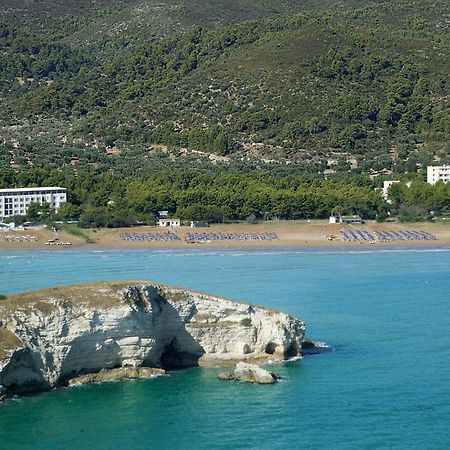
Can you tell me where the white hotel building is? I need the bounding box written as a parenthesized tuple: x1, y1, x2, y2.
(0, 187, 67, 218)
(427, 165, 450, 185)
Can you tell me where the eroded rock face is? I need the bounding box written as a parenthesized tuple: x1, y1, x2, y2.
(0, 282, 305, 397)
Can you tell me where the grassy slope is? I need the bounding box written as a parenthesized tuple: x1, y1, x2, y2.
(0, 281, 150, 316)
(0, 327, 22, 360)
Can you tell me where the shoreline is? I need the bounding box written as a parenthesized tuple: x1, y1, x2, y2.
(1, 243, 450, 253)
(1, 221, 449, 251)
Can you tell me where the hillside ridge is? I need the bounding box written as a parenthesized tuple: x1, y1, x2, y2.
(0, 0, 449, 174)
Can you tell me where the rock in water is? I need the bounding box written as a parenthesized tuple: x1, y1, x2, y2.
(0, 281, 305, 398)
(233, 362, 278, 384)
(68, 367, 165, 386)
(218, 363, 280, 384)
(301, 339, 331, 355)
(218, 372, 235, 381)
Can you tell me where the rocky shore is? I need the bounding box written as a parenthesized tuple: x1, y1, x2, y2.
(68, 367, 166, 386)
(0, 281, 305, 399)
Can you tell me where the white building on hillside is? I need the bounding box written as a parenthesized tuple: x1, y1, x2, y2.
(382, 180, 400, 201)
(0, 187, 67, 218)
(381, 180, 412, 203)
(427, 165, 450, 185)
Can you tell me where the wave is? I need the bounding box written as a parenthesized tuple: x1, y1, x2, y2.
(2, 246, 449, 260)
(287, 355, 303, 362)
(226, 247, 450, 256)
(308, 341, 329, 349)
(164, 247, 450, 257)
(265, 355, 303, 365)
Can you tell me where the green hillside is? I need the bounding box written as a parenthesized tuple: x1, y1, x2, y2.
(0, 0, 449, 176)
(0, 0, 327, 41)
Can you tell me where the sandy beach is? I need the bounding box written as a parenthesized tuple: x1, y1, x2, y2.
(1, 221, 450, 250)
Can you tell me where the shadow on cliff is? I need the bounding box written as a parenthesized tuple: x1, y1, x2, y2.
(57, 286, 206, 384)
(144, 286, 206, 370)
(0, 348, 51, 396)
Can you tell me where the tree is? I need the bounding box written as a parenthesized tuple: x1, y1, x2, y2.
(26, 201, 51, 222)
(56, 202, 80, 220)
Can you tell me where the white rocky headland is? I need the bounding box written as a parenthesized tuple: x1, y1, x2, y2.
(0, 281, 305, 398)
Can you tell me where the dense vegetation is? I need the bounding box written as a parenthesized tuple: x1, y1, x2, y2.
(0, 0, 448, 175)
(1, 166, 449, 227)
(0, 0, 449, 225)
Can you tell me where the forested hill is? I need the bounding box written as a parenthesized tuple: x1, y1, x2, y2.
(0, 0, 449, 176)
(0, 0, 381, 35)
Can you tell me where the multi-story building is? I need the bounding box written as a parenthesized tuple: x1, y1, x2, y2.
(427, 165, 450, 185)
(0, 187, 67, 218)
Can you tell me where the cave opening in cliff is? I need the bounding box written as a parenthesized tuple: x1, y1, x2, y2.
(160, 338, 202, 370)
(285, 342, 299, 358)
(265, 342, 277, 355)
(265, 341, 299, 357)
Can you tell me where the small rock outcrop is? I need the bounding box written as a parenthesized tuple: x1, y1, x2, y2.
(68, 367, 165, 386)
(218, 372, 236, 381)
(0, 281, 305, 398)
(218, 362, 280, 384)
(300, 339, 331, 355)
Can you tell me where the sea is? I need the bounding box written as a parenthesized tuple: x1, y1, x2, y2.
(0, 247, 449, 449)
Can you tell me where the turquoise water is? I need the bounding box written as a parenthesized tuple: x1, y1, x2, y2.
(0, 248, 450, 449)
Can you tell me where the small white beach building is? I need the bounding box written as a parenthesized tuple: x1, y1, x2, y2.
(329, 214, 362, 224)
(157, 218, 181, 227)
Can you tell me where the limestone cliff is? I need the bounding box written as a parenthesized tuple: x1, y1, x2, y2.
(0, 281, 305, 397)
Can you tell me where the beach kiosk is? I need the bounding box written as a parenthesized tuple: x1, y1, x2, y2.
(158, 218, 181, 227)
